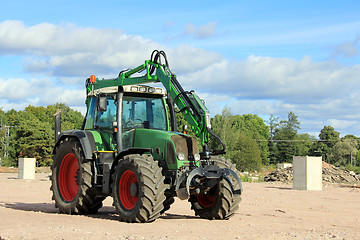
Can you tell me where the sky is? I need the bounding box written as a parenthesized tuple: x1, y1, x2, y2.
(1, 0, 360, 137)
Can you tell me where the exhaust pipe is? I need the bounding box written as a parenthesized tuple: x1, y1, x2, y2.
(54, 109, 61, 143)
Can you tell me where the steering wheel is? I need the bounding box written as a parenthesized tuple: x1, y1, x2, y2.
(124, 119, 143, 128)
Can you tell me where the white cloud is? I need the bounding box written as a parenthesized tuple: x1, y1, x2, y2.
(331, 37, 360, 59)
(0, 20, 161, 78)
(0, 21, 122, 55)
(167, 45, 223, 74)
(2, 20, 360, 136)
(0, 78, 32, 100)
(180, 54, 360, 136)
(184, 22, 217, 39)
(0, 77, 84, 109)
(182, 55, 360, 103)
(0, 20, 223, 80)
(0, 99, 30, 112)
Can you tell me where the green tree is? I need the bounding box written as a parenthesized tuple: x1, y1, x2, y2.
(231, 114, 269, 164)
(227, 133, 262, 172)
(273, 129, 296, 163)
(47, 103, 84, 131)
(296, 133, 316, 156)
(328, 139, 358, 167)
(1, 103, 84, 166)
(267, 114, 279, 164)
(342, 134, 358, 140)
(0, 108, 6, 161)
(308, 141, 326, 158)
(319, 126, 340, 163)
(319, 126, 339, 147)
(273, 112, 301, 163)
(279, 111, 300, 133)
(9, 111, 53, 166)
(340, 135, 359, 166)
(267, 114, 279, 140)
(210, 107, 268, 170)
(209, 107, 237, 152)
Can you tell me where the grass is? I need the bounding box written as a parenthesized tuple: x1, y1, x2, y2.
(239, 165, 277, 183)
(344, 164, 360, 175)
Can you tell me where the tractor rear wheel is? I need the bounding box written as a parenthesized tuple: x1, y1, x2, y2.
(111, 154, 166, 223)
(51, 137, 103, 214)
(189, 156, 242, 220)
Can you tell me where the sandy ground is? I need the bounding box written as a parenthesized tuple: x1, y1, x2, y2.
(0, 173, 359, 240)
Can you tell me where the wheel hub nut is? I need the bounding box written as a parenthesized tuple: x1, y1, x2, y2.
(129, 183, 138, 197)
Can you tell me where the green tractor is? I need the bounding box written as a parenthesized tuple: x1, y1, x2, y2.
(51, 50, 242, 222)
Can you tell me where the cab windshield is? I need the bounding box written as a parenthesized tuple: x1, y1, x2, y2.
(122, 95, 167, 131)
(84, 94, 167, 131)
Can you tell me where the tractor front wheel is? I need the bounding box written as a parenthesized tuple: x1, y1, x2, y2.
(189, 156, 242, 220)
(189, 179, 235, 220)
(111, 154, 166, 223)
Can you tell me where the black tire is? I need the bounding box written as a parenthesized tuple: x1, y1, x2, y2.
(161, 189, 175, 214)
(51, 137, 103, 214)
(189, 156, 242, 220)
(111, 154, 166, 223)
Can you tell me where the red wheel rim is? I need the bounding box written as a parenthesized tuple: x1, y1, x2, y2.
(58, 153, 79, 202)
(197, 194, 216, 208)
(119, 170, 138, 210)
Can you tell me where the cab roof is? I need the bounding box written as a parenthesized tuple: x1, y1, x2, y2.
(87, 85, 166, 97)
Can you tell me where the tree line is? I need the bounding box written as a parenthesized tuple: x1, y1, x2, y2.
(1, 104, 359, 172)
(0, 104, 83, 166)
(208, 108, 360, 172)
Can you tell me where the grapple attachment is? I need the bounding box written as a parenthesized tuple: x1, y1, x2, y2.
(175, 165, 243, 200)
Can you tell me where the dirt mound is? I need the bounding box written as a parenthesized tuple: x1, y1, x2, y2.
(322, 161, 334, 168)
(264, 162, 360, 184)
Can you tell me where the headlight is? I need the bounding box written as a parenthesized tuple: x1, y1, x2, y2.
(177, 153, 185, 161)
(194, 153, 200, 161)
(155, 88, 163, 94)
(130, 86, 138, 92)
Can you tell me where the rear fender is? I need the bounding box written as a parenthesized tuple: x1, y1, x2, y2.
(53, 130, 97, 160)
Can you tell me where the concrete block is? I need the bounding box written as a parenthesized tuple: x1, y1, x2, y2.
(293, 156, 322, 190)
(18, 158, 36, 179)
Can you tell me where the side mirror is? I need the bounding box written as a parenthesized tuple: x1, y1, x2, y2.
(97, 96, 107, 112)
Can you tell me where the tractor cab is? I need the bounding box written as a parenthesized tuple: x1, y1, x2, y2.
(83, 85, 168, 151)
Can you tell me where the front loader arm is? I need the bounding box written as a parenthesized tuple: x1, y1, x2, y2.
(87, 50, 225, 156)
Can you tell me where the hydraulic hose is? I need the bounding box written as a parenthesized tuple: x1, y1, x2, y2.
(149, 50, 169, 75)
(207, 127, 226, 155)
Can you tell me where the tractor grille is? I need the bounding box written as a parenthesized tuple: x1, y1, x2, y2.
(167, 142, 176, 164)
(170, 135, 198, 161)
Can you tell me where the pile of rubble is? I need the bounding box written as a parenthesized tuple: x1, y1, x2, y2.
(263, 167, 294, 182)
(322, 167, 359, 183)
(264, 162, 360, 184)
